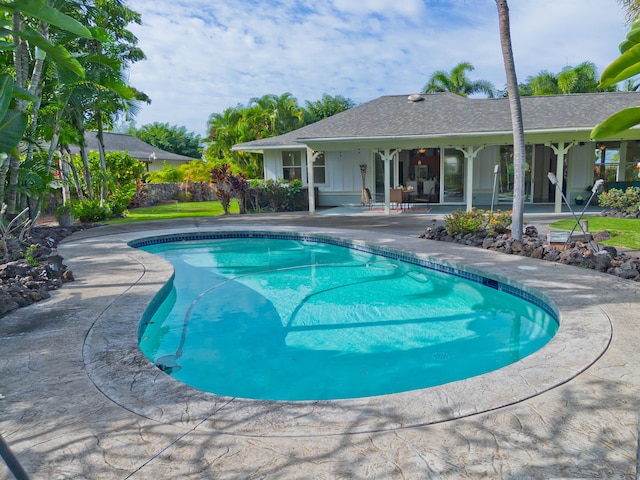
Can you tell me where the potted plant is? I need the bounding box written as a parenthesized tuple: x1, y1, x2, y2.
(574, 195, 585, 206)
(56, 202, 75, 227)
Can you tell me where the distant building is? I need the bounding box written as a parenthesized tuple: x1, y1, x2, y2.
(66, 132, 195, 171)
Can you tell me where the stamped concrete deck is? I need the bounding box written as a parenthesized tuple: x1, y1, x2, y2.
(1, 212, 639, 479)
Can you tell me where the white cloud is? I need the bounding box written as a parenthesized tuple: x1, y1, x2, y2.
(125, 0, 629, 136)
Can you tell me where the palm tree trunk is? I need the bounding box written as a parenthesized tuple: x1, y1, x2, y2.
(96, 115, 109, 203)
(62, 145, 85, 200)
(0, 154, 8, 205)
(495, 0, 525, 240)
(5, 154, 20, 212)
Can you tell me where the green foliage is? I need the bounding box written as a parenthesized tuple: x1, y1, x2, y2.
(485, 210, 513, 234)
(134, 122, 202, 158)
(204, 92, 355, 177)
(147, 162, 183, 183)
(101, 150, 146, 185)
(444, 208, 512, 235)
(0, 1, 90, 155)
(597, 187, 640, 213)
(246, 178, 305, 212)
(23, 243, 39, 267)
(108, 183, 136, 217)
(422, 62, 495, 97)
(178, 159, 216, 182)
(592, 19, 640, 139)
(444, 209, 486, 235)
(303, 94, 355, 124)
(519, 62, 613, 97)
(74, 198, 111, 222)
(72, 150, 144, 214)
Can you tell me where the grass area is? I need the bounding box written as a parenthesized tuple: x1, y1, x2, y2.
(106, 200, 239, 224)
(549, 216, 640, 249)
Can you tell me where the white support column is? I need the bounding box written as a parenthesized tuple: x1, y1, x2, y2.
(377, 149, 398, 215)
(455, 146, 485, 212)
(306, 147, 320, 215)
(546, 142, 576, 213)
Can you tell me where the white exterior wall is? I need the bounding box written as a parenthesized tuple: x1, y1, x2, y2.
(321, 150, 372, 206)
(567, 143, 594, 202)
(260, 141, 628, 207)
(472, 146, 499, 204)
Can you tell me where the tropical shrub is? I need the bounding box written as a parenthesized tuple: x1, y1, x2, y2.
(210, 164, 248, 214)
(444, 208, 512, 235)
(147, 163, 182, 183)
(74, 199, 111, 222)
(108, 183, 137, 217)
(485, 209, 513, 234)
(444, 209, 486, 235)
(246, 179, 304, 212)
(598, 187, 640, 214)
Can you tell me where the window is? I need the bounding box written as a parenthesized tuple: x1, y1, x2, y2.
(282, 151, 302, 181)
(594, 143, 620, 182)
(313, 154, 326, 184)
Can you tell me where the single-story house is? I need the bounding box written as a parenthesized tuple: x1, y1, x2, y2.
(67, 132, 195, 171)
(232, 92, 640, 214)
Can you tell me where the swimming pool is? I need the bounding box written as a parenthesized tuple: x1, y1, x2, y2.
(136, 233, 558, 401)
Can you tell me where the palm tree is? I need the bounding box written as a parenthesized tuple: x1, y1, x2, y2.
(303, 94, 355, 124)
(521, 71, 558, 96)
(1, 1, 90, 213)
(557, 61, 604, 94)
(422, 61, 495, 97)
(618, 0, 640, 22)
(495, 0, 525, 240)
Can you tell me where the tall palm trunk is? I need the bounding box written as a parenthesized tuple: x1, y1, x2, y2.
(495, 0, 525, 240)
(6, 13, 29, 212)
(7, 17, 48, 213)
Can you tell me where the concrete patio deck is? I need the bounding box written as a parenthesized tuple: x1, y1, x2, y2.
(1, 212, 639, 479)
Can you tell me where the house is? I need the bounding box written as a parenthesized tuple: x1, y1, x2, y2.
(66, 132, 196, 171)
(232, 92, 640, 214)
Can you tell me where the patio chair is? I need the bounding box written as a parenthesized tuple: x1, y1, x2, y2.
(390, 188, 403, 209)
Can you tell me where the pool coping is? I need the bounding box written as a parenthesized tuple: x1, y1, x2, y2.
(78, 225, 612, 437)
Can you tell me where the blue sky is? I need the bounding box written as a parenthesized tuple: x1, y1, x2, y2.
(125, 0, 631, 136)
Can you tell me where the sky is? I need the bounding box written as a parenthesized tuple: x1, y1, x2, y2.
(124, 0, 631, 137)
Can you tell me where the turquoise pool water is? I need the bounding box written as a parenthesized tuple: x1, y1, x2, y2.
(138, 236, 558, 401)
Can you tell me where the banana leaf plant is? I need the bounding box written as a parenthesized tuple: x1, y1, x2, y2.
(592, 19, 640, 139)
(0, 0, 91, 155)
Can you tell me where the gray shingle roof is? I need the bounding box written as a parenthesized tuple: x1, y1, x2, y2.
(67, 132, 195, 162)
(233, 92, 640, 150)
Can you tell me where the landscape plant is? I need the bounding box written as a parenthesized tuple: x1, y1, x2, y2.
(210, 164, 247, 215)
(596, 186, 640, 214)
(444, 208, 512, 236)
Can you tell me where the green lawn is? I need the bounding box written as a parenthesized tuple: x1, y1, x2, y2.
(549, 217, 640, 249)
(106, 200, 239, 224)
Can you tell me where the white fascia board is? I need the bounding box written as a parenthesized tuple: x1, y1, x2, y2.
(231, 143, 304, 152)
